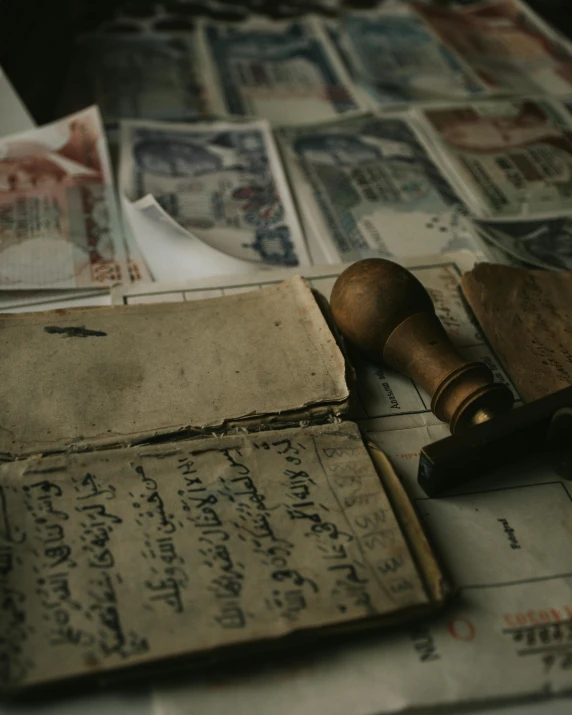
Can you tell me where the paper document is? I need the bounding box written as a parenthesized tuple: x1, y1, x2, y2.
(0, 421, 435, 689)
(156, 445, 572, 715)
(412, 96, 572, 269)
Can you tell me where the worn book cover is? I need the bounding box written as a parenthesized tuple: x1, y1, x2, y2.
(462, 263, 572, 402)
(0, 277, 450, 692)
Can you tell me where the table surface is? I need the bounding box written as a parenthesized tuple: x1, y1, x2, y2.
(1, 21, 572, 713)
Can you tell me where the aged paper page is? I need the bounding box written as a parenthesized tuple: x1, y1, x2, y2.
(462, 263, 572, 402)
(0, 277, 348, 457)
(0, 422, 430, 690)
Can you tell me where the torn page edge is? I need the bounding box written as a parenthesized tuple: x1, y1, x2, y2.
(0, 397, 351, 462)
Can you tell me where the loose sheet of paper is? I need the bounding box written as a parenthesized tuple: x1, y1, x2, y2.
(112, 253, 572, 714)
(462, 262, 572, 402)
(0, 421, 429, 689)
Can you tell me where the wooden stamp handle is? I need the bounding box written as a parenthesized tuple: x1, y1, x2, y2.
(330, 259, 514, 433)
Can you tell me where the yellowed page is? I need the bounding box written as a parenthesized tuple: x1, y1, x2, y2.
(0, 422, 430, 690)
(0, 277, 348, 457)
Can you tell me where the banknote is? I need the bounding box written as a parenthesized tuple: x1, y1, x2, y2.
(0, 106, 128, 289)
(322, 20, 406, 109)
(415, 0, 572, 96)
(78, 34, 206, 126)
(477, 216, 572, 269)
(196, 16, 366, 125)
(277, 113, 485, 263)
(416, 98, 572, 219)
(119, 118, 310, 267)
(325, 6, 487, 108)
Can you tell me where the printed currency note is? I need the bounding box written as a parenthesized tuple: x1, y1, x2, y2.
(325, 6, 486, 108)
(277, 113, 485, 263)
(78, 34, 206, 125)
(477, 216, 572, 269)
(417, 98, 572, 219)
(120, 118, 310, 267)
(196, 16, 366, 125)
(0, 106, 128, 289)
(415, 0, 572, 96)
(0, 66, 35, 138)
(103, 0, 344, 28)
(473, 227, 533, 268)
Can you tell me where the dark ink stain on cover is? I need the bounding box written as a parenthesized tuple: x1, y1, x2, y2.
(44, 326, 108, 338)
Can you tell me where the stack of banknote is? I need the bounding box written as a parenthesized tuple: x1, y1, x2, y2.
(3, 0, 572, 297)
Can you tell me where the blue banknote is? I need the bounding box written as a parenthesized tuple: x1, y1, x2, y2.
(80, 34, 205, 125)
(199, 18, 364, 124)
(324, 21, 405, 107)
(478, 216, 572, 270)
(331, 9, 486, 106)
(120, 119, 308, 266)
(278, 114, 482, 262)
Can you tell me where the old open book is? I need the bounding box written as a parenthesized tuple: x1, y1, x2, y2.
(0, 277, 450, 692)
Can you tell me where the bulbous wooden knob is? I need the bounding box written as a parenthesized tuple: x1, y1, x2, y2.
(330, 258, 514, 433)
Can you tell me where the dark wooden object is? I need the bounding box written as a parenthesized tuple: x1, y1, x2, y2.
(330, 259, 514, 434)
(330, 258, 572, 496)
